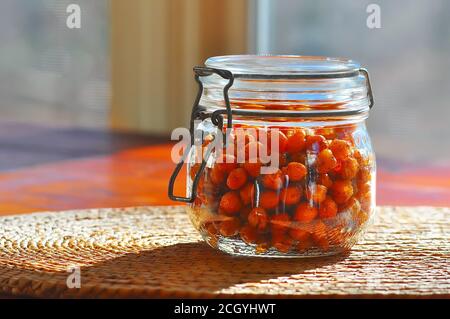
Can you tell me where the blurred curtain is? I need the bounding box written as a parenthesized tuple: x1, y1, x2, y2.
(110, 0, 248, 133)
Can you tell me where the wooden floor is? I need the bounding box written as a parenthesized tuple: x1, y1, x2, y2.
(0, 123, 448, 216)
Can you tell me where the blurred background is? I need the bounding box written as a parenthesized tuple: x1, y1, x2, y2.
(0, 0, 449, 164)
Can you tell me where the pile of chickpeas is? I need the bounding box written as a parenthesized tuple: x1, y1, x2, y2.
(189, 125, 374, 255)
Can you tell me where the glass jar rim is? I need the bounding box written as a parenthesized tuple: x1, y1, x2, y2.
(205, 55, 362, 79)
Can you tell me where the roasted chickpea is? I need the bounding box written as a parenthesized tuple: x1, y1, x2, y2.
(305, 134, 328, 151)
(280, 185, 303, 205)
(296, 236, 313, 252)
(215, 154, 239, 173)
(240, 225, 258, 244)
(318, 196, 338, 219)
(248, 208, 269, 231)
(318, 173, 333, 188)
(356, 181, 371, 197)
(315, 127, 337, 139)
(209, 166, 226, 185)
(358, 166, 372, 184)
(359, 192, 372, 212)
(289, 228, 310, 241)
(242, 161, 262, 178)
(267, 128, 288, 153)
(239, 206, 252, 221)
(336, 157, 359, 180)
(219, 217, 240, 237)
(239, 183, 254, 205)
(331, 180, 354, 204)
(306, 184, 327, 204)
(270, 213, 291, 233)
(286, 162, 307, 181)
(259, 191, 279, 210)
(339, 197, 361, 215)
(219, 191, 242, 215)
(272, 232, 294, 253)
(317, 149, 338, 173)
(261, 170, 284, 190)
(226, 167, 248, 190)
(294, 203, 318, 223)
(286, 129, 306, 154)
(329, 139, 351, 161)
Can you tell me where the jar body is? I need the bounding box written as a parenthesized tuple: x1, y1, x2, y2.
(186, 117, 376, 257)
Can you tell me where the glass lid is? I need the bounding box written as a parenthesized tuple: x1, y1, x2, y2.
(205, 55, 361, 78)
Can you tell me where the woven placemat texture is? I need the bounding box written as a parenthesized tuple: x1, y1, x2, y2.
(0, 206, 448, 298)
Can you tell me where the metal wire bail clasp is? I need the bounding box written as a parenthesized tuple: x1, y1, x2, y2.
(359, 68, 374, 109)
(167, 66, 234, 203)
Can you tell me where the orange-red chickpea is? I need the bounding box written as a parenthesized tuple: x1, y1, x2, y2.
(219, 217, 240, 237)
(306, 184, 328, 204)
(356, 181, 371, 197)
(270, 213, 291, 233)
(318, 173, 333, 188)
(280, 185, 302, 205)
(336, 157, 359, 180)
(272, 232, 294, 253)
(209, 166, 226, 185)
(226, 167, 248, 190)
(239, 206, 252, 221)
(353, 149, 372, 167)
(358, 166, 372, 184)
(215, 154, 239, 173)
(219, 191, 242, 215)
(329, 139, 351, 161)
(248, 207, 269, 231)
(242, 161, 262, 178)
(318, 196, 338, 219)
(240, 225, 258, 244)
(296, 236, 313, 252)
(279, 153, 288, 167)
(203, 222, 219, 237)
(289, 152, 307, 164)
(239, 183, 254, 205)
(331, 180, 354, 204)
(289, 228, 310, 241)
(339, 197, 361, 215)
(359, 192, 372, 212)
(286, 130, 306, 154)
(317, 149, 338, 173)
(305, 135, 328, 151)
(315, 127, 337, 139)
(261, 170, 284, 190)
(267, 128, 288, 153)
(259, 191, 279, 210)
(286, 162, 307, 182)
(294, 203, 318, 223)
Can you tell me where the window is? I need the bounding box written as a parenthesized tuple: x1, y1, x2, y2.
(253, 0, 450, 162)
(0, 0, 109, 128)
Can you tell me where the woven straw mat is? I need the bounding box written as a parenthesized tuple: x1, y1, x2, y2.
(0, 206, 448, 298)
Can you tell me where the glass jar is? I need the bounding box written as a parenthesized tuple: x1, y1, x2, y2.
(169, 55, 376, 257)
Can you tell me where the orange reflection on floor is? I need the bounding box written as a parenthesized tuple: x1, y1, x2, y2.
(0, 144, 448, 216)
